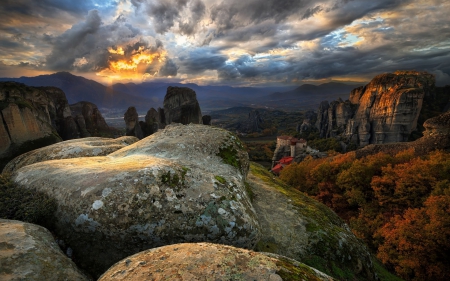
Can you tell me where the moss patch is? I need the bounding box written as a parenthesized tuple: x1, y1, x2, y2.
(373, 258, 404, 281)
(250, 162, 374, 281)
(244, 181, 254, 202)
(160, 168, 188, 189)
(0, 173, 57, 229)
(215, 175, 226, 184)
(218, 144, 241, 171)
(275, 257, 328, 281)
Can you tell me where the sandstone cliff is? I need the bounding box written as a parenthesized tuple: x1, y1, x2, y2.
(354, 111, 450, 159)
(0, 82, 114, 171)
(163, 86, 202, 125)
(70, 101, 111, 138)
(0, 82, 64, 170)
(127, 87, 203, 139)
(316, 71, 436, 147)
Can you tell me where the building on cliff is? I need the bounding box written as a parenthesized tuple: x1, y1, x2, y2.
(271, 135, 307, 172)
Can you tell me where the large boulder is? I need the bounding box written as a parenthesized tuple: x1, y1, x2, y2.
(0, 219, 88, 281)
(249, 163, 377, 280)
(98, 243, 335, 281)
(11, 124, 259, 277)
(3, 136, 139, 174)
(163, 86, 202, 125)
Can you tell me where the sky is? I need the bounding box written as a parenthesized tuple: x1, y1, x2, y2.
(0, 0, 450, 87)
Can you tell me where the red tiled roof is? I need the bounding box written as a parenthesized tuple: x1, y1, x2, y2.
(271, 164, 283, 174)
(279, 156, 294, 165)
(277, 135, 292, 140)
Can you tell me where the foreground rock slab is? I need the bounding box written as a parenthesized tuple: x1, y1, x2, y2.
(98, 243, 335, 281)
(11, 124, 259, 277)
(0, 219, 88, 281)
(3, 136, 139, 174)
(249, 163, 376, 280)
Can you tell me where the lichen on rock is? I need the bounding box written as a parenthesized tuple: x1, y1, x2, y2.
(10, 124, 260, 277)
(98, 243, 335, 281)
(248, 162, 377, 280)
(0, 219, 88, 281)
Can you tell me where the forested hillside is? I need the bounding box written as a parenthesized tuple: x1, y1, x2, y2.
(279, 149, 450, 281)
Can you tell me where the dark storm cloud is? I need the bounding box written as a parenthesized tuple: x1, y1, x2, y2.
(178, 48, 227, 74)
(158, 58, 178, 76)
(45, 10, 102, 70)
(143, 0, 206, 35)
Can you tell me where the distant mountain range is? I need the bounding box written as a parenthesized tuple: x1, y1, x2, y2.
(0, 72, 361, 112)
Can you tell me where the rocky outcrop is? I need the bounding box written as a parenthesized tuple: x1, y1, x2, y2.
(163, 86, 202, 125)
(202, 115, 212, 125)
(316, 101, 330, 138)
(0, 82, 115, 171)
(238, 110, 264, 133)
(3, 136, 138, 174)
(11, 124, 258, 277)
(249, 163, 376, 280)
(317, 71, 436, 146)
(0, 82, 65, 171)
(124, 106, 143, 139)
(0, 219, 88, 281)
(349, 86, 366, 105)
(354, 112, 450, 159)
(423, 111, 450, 136)
(70, 101, 111, 138)
(99, 243, 335, 281)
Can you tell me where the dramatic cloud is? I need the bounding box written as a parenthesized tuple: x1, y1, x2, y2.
(0, 0, 449, 86)
(43, 9, 176, 80)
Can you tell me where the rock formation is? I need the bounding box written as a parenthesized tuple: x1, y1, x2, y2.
(202, 115, 212, 125)
(316, 71, 436, 146)
(0, 82, 115, 171)
(354, 111, 450, 159)
(3, 136, 138, 173)
(70, 101, 111, 138)
(11, 124, 257, 277)
(163, 86, 202, 125)
(0, 219, 88, 281)
(123, 106, 143, 139)
(0, 82, 64, 171)
(98, 243, 335, 281)
(249, 163, 376, 280)
(237, 110, 264, 133)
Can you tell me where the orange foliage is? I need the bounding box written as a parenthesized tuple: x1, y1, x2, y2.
(279, 149, 450, 280)
(377, 195, 450, 281)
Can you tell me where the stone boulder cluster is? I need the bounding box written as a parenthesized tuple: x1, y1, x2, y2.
(1, 123, 377, 280)
(316, 71, 436, 147)
(124, 86, 208, 139)
(0, 82, 112, 171)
